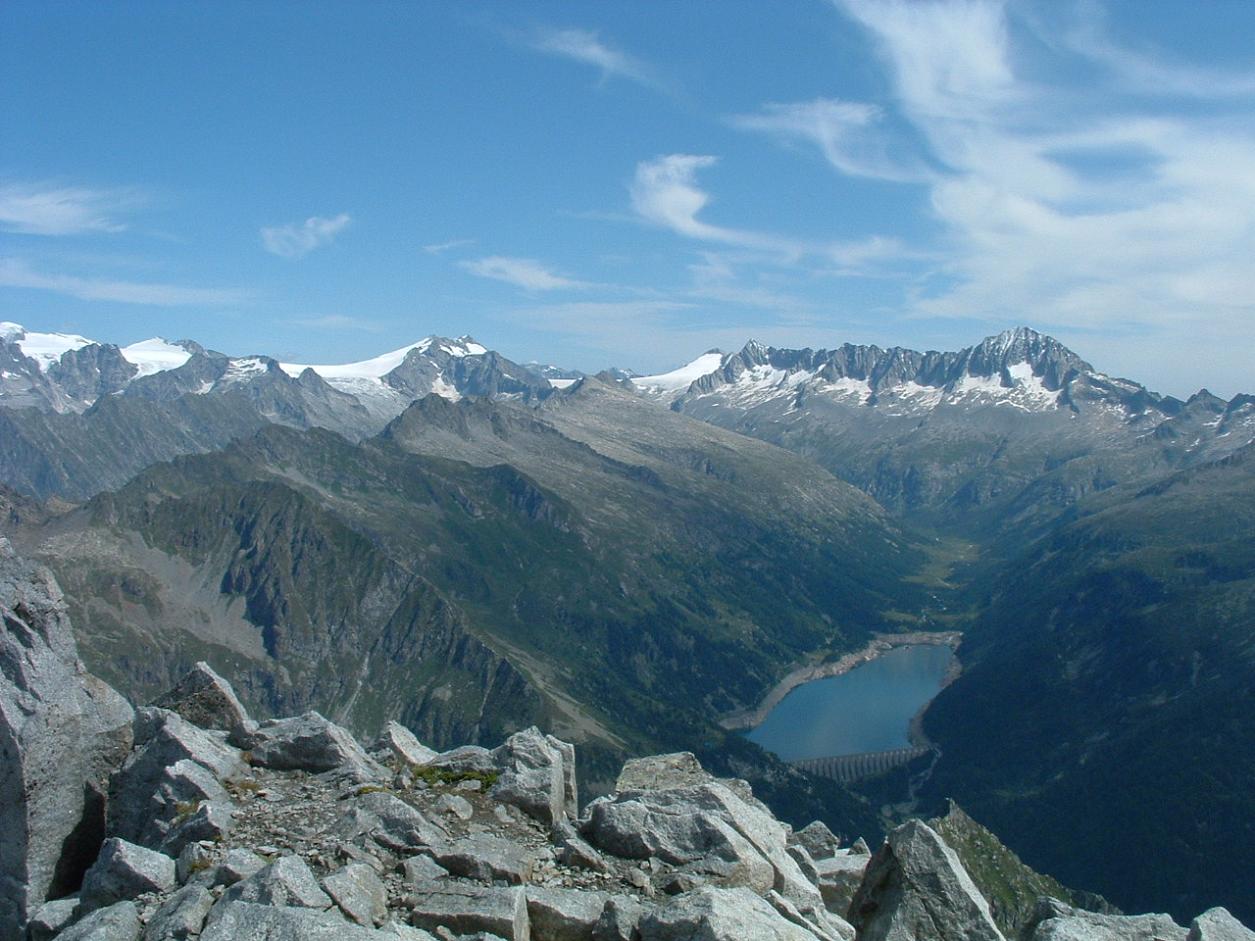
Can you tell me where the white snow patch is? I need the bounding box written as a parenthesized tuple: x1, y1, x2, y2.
(548, 377, 577, 389)
(121, 338, 193, 377)
(220, 357, 270, 384)
(948, 366, 1060, 410)
(1, 321, 94, 371)
(429, 373, 461, 400)
(954, 372, 1008, 395)
(280, 339, 436, 381)
(633, 352, 725, 394)
(280, 336, 489, 381)
(891, 380, 943, 405)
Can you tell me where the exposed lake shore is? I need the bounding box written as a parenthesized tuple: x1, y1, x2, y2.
(719, 630, 963, 732)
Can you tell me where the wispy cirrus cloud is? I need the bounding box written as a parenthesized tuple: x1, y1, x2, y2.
(630, 154, 917, 276)
(0, 258, 247, 306)
(0, 182, 145, 236)
(531, 27, 659, 88)
(461, 256, 590, 291)
(730, 99, 931, 183)
(630, 155, 808, 257)
(422, 238, 476, 255)
(261, 213, 351, 259)
(824, 0, 1255, 351)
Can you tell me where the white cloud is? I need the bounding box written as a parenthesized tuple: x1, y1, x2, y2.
(0, 258, 247, 306)
(630, 155, 807, 256)
(808, 0, 1255, 372)
(0, 182, 142, 236)
(731, 99, 930, 183)
(532, 28, 658, 88)
(422, 238, 475, 255)
(630, 155, 917, 277)
(261, 213, 351, 259)
(461, 256, 589, 291)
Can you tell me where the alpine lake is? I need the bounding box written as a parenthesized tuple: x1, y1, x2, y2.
(744, 644, 955, 761)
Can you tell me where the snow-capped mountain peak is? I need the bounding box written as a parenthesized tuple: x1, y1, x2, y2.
(120, 338, 195, 378)
(632, 350, 726, 396)
(0, 321, 94, 371)
(278, 335, 491, 383)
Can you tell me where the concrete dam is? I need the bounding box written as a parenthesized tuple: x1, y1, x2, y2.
(791, 745, 931, 784)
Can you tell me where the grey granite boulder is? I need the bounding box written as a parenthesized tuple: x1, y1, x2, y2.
(428, 833, 539, 885)
(615, 752, 709, 792)
(326, 791, 447, 854)
(248, 711, 385, 780)
(142, 883, 214, 941)
(108, 709, 241, 849)
(583, 770, 819, 910)
(375, 721, 437, 767)
(79, 838, 176, 914)
(26, 897, 79, 941)
(1023, 898, 1187, 940)
(56, 900, 141, 941)
(201, 901, 406, 940)
(158, 799, 233, 857)
(150, 662, 256, 745)
(526, 886, 609, 941)
(847, 819, 1005, 941)
(401, 854, 449, 886)
(217, 854, 332, 910)
(0, 539, 134, 940)
(553, 818, 610, 873)
(407, 883, 529, 940)
(213, 847, 266, 887)
(814, 851, 869, 917)
(792, 821, 840, 862)
(323, 862, 388, 927)
(425, 744, 498, 777)
(593, 895, 647, 941)
(1189, 908, 1255, 941)
(638, 885, 820, 940)
(489, 726, 577, 825)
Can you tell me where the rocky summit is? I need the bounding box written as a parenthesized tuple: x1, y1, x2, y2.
(4, 541, 1252, 941)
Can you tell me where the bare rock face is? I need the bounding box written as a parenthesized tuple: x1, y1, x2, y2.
(0, 537, 134, 941)
(248, 711, 386, 781)
(78, 838, 176, 914)
(1190, 908, 1255, 941)
(638, 885, 820, 941)
(1022, 898, 1187, 941)
(582, 756, 821, 914)
(375, 721, 437, 767)
(846, 819, 1006, 941)
(490, 726, 577, 825)
(150, 661, 256, 746)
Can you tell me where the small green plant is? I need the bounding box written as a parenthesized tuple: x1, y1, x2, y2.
(411, 765, 499, 789)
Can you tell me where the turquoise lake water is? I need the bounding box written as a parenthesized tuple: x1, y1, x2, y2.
(744, 644, 954, 761)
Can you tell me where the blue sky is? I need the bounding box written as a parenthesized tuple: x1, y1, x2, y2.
(3, 1, 1254, 397)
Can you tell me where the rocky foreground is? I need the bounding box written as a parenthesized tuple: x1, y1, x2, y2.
(3, 537, 1252, 941)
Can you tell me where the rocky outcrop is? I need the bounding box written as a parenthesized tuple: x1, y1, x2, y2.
(1190, 908, 1255, 941)
(149, 662, 255, 745)
(1022, 897, 1187, 940)
(8, 654, 1253, 941)
(0, 538, 133, 941)
(847, 819, 1006, 941)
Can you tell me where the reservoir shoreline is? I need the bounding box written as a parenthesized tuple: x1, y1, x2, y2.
(719, 630, 963, 733)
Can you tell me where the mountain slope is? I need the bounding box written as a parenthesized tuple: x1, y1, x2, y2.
(920, 442, 1255, 923)
(664, 328, 1254, 535)
(0, 327, 553, 501)
(11, 392, 925, 823)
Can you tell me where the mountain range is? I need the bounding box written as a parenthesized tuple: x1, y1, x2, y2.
(1, 320, 1251, 923)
